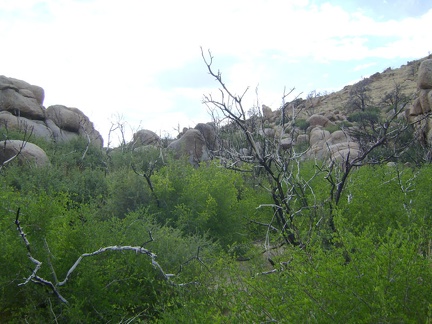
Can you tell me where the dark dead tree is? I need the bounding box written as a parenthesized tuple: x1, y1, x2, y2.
(201, 48, 429, 258)
(381, 81, 411, 115)
(132, 161, 161, 208)
(347, 78, 373, 112)
(201, 48, 323, 248)
(321, 89, 424, 246)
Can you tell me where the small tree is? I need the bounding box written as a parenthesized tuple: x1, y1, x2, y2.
(347, 78, 372, 112)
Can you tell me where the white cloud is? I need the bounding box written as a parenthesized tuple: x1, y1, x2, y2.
(353, 62, 377, 72)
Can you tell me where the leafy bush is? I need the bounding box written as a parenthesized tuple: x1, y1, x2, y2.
(0, 185, 216, 322)
(324, 123, 340, 133)
(293, 118, 310, 131)
(151, 160, 257, 247)
(347, 107, 381, 124)
(101, 167, 153, 218)
(160, 210, 432, 323)
(338, 120, 353, 128)
(1, 125, 431, 322)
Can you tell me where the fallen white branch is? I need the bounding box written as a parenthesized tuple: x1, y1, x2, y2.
(58, 245, 156, 286)
(15, 208, 69, 303)
(15, 208, 201, 304)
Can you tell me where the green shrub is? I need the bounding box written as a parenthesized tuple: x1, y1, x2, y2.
(347, 108, 381, 124)
(293, 118, 310, 131)
(0, 185, 217, 322)
(152, 161, 255, 247)
(101, 167, 153, 218)
(160, 217, 432, 323)
(2, 123, 432, 323)
(324, 123, 340, 133)
(338, 120, 353, 128)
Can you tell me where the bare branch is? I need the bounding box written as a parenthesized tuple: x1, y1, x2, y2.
(16, 210, 203, 304)
(15, 208, 68, 303)
(0, 124, 34, 171)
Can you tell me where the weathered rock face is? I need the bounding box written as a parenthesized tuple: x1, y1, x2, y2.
(0, 140, 49, 167)
(168, 128, 209, 166)
(309, 127, 331, 147)
(280, 137, 293, 150)
(0, 75, 103, 147)
(262, 105, 274, 121)
(417, 59, 432, 90)
(307, 114, 333, 128)
(195, 122, 218, 151)
(69, 107, 102, 144)
(305, 127, 360, 161)
(46, 106, 103, 147)
(46, 105, 82, 133)
(406, 59, 432, 146)
(0, 111, 53, 139)
(409, 60, 432, 117)
(296, 134, 309, 145)
(327, 130, 350, 145)
(132, 129, 161, 147)
(419, 89, 432, 114)
(0, 76, 45, 120)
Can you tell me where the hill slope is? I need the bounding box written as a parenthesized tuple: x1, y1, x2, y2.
(292, 55, 432, 116)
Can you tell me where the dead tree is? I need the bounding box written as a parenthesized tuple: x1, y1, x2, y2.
(323, 91, 423, 237)
(347, 78, 373, 112)
(201, 48, 429, 255)
(201, 48, 324, 248)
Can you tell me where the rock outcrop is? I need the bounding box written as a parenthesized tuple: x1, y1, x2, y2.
(168, 128, 210, 166)
(406, 59, 432, 145)
(417, 59, 432, 90)
(304, 127, 360, 161)
(0, 76, 45, 120)
(0, 75, 103, 147)
(307, 114, 333, 128)
(194, 122, 218, 151)
(0, 140, 49, 167)
(132, 129, 161, 147)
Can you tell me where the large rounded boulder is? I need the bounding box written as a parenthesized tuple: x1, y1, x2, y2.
(132, 129, 161, 147)
(194, 122, 218, 151)
(0, 75, 45, 120)
(168, 129, 209, 166)
(46, 105, 82, 133)
(418, 59, 432, 89)
(0, 140, 49, 167)
(46, 105, 103, 147)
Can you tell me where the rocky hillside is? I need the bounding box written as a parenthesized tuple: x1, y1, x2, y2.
(2, 55, 432, 167)
(151, 55, 432, 165)
(296, 57, 426, 116)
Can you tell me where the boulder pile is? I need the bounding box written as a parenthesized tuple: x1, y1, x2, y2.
(406, 59, 432, 144)
(0, 75, 103, 147)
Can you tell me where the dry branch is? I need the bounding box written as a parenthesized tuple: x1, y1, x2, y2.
(15, 209, 201, 304)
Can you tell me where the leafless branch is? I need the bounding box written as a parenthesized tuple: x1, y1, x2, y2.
(15, 209, 203, 304)
(15, 208, 68, 303)
(131, 162, 161, 207)
(0, 124, 34, 171)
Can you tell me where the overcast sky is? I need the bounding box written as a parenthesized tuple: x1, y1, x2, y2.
(1, 0, 431, 145)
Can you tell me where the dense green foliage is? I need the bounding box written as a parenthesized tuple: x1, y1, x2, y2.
(0, 136, 431, 323)
(347, 108, 381, 124)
